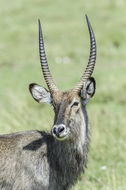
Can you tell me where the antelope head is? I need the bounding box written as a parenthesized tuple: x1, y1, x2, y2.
(29, 15, 96, 142)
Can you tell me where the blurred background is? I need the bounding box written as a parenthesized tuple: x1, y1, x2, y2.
(0, 0, 126, 189)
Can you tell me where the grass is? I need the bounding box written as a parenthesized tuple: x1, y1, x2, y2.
(0, 0, 126, 189)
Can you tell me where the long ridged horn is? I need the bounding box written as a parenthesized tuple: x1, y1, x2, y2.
(38, 19, 59, 93)
(72, 15, 96, 93)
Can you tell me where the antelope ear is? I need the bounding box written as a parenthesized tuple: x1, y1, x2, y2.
(81, 77, 96, 105)
(29, 83, 52, 104)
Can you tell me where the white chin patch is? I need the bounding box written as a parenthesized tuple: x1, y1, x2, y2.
(54, 135, 68, 141)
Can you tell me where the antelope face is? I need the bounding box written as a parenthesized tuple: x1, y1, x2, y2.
(29, 15, 96, 142)
(51, 79, 95, 141)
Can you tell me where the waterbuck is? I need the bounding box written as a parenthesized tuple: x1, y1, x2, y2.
(0, 15, 96, 190)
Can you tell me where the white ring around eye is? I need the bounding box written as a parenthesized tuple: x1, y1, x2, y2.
(70, 98, 79, 108)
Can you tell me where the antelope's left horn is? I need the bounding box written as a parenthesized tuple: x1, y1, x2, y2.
(72, 15, 96, 93)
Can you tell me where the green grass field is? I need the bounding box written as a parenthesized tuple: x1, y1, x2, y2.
(0, 0, 126, 189)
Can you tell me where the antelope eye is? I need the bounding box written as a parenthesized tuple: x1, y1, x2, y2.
(71, 101, 79, 108)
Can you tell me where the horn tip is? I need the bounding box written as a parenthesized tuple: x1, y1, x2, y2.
(85, 14, 90, 25)
(85, 14, 88, 19)
(38, 19, 42, 36)
(38, 19, 41, 26)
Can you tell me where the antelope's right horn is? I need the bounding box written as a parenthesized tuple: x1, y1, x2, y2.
(38, 19, 59, 93)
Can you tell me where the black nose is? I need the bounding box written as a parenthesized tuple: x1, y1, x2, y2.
(58, 125, 65, 133)
(53, 127, 57, 135)
(52, 124, 66, 136)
